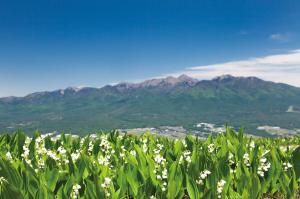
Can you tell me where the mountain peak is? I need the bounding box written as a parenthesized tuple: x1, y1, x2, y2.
(212, 74, 236, 81)
(177, 74, 198, 82)
(114, 74, 198, 90)
(65, 86, 84, 92)
(212, 74, 261, 82)
(138, 74, 198, 88)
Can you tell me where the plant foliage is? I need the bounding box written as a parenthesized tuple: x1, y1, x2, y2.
(0, 129, 299, 198)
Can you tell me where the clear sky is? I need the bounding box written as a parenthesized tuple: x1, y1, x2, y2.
(0, 0, 300, 97)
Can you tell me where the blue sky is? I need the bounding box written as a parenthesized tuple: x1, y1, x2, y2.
(0, 0, 300, 97)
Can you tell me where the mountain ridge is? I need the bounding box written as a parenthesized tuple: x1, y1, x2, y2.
(1, 74, 299, 102)
(1, 74, 300, 136)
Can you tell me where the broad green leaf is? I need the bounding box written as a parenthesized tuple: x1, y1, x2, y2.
(186, 175, 199, 199)
(43, 168, 60, 192)
(292, 147, 300, 179)
(167, 162, 183, 198)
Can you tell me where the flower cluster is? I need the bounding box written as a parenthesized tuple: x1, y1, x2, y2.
(208, 144, 215, 153)
(0, 176, 8, 186)
(228, 152, 238, 174)
(243, 153, 250, 167)
(0, 176, 7, 185)
(88, 140, 94, 155)
(70, 184, 81, 199)
(46, 150, 59, 161)
(250, 141, 255, 150)
(217, 179, 226, 198)
(141, 137, 148, 153)
(196, 170, 211, 185)
(57, 145, 70, 165)
(283, 162, 293, 171)
(119, 146, 127, 161)
(101, 177, 112, 197)
(179, 150, 192, 166)
(98, 155, 110, 166)
(6, 151, 12, 162)
(279, 145, 296, 152)
(21, 137, 33, 167)
(71, 150, 80, 163)
(98, 135, 115, 168)
(34, 135, 48, 170)
(130, 150, 137, 157)
(257, 157, 271, 177)
(153, 143, 168, 192)
(153, 143, 164, 154)
(246, 141, 255, 150)
(99, 135, 112, 152)
(79, 137, 86, 148)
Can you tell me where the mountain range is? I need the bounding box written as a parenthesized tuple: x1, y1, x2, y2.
(1, 74, 300, 136)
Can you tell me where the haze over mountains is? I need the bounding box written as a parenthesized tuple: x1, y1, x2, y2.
(1, 75, 300, 136)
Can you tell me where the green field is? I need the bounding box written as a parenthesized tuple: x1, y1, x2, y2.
(0, 129, 300, 198)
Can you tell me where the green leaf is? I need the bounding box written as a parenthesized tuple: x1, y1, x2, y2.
(0, 177, 23, 199)
(35, 185, 55, 199)
(186, 175, 199, 199)
(126, 167, 139, 196)
(167, 162, 183, 198)
(292, 147, 300, 179)
(43, 168, 60, 192)
(0, 159, 22, 189)
(56, 185, 68, 199)
(250, 174, 261, 198)
(84, 179, 97, 198)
